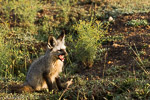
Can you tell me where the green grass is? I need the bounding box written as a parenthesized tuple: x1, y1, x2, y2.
(126, 19, 149, 27)
(0, 0, 150, 99)
(95, 0, 150, 19)
(1, 73, 150, 99)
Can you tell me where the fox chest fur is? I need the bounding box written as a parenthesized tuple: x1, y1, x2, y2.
(49, 59, 63, 82)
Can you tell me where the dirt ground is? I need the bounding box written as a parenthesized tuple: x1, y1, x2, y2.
(79, 12, 150, 79)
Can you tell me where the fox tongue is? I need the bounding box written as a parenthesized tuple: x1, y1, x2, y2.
(59, 55, 65, 61)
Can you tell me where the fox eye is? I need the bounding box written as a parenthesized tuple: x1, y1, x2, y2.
(58, 49, 64, 52)
(58, 49, 62, 52)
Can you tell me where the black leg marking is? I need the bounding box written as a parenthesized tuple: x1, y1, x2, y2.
(43, 72, 53, 91)
(55, 77, 64, 91)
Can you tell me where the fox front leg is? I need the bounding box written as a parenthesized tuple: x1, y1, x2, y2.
(43, 72, 53, 91)
(55, 77, 65, 91)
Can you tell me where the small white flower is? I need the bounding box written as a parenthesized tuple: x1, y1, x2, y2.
(109, 16, 114, 22)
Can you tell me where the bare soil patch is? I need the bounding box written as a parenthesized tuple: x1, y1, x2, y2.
(79, 12, 150, 78)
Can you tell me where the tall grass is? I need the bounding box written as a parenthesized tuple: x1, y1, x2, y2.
(0, 0, 41, 79)
(1, 0, 40, 31)
(0, 22, 30, 79)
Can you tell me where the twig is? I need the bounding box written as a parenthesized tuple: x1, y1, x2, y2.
(103, 50, 108, 78)
(58, 79, 73, 100)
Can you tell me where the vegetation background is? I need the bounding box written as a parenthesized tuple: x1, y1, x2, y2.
(0, 0, 150, 99)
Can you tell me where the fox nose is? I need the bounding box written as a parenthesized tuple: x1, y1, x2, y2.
(59, 49, 68, 56)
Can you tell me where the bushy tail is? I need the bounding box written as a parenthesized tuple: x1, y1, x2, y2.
(10, 83, 34, 93)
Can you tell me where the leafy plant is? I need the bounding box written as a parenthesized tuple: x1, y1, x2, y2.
(72, 19, 106, 67)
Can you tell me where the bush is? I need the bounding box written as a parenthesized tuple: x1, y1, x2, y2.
(0, 0, 40, 32)
(0, 0, 41, 78)
(0, 24, 29, 78)
(70, 20, 106, 68)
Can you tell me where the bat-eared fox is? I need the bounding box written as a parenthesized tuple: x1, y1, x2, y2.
(11, 32, 71, 93)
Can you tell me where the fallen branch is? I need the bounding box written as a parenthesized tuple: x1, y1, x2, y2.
(58, 79, 73, 100)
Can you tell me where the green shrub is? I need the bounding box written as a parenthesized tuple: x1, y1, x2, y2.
(0, 18, 40, 79)
(56, 0, 71, 24)
(0, 0, 42, 78)
(70, 20, 106, 67)
(0, 30, 28, 78)
(0, 0, 40, 32)
(0, 23, 12, 78)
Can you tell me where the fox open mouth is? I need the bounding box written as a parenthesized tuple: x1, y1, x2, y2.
(58, 55, 65, 62)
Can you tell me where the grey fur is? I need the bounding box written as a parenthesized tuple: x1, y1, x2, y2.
(24, 33, 66, 91)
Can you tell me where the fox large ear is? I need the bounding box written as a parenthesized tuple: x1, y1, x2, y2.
(57, 32, 65, 43)
(47, 35, 57, 49)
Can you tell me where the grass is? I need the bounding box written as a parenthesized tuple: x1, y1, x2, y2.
(1, 73, 149, 99)
(126, 19, 149, 27)
(0, 0, 150, 99)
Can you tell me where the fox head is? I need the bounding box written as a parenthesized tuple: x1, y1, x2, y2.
(47, 32, 67, 62)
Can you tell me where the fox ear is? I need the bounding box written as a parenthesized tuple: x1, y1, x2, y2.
(47, 36, 57, 49)
(57, 31, 65, 43)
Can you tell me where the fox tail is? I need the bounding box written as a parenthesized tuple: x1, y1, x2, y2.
(10, 83, 34, 93)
